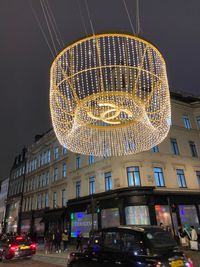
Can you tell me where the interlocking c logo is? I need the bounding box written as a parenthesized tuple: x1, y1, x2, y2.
(87, 102, 132, 125)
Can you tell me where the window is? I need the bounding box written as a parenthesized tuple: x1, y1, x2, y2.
(103, 231, 121, 251)
(189, 141, 198, 157)
(183, 115, 191, 129)
(76, 181, 81, 198)
(62, 163, 67, 177)
(151, 146, 159, 153)
(38, 176, 42, 188)
(196, 171, 200, 187)
(76, 154, 81, 169)
(42, 173, 45, 187)
(37, 194, 41, 209)
(54, 146, 59, 159)
(45, 192, 48, 208)
(105, 172, 112, 191)
(54, 167, 58, 182)
(47, 148, 51, 163)
(62, 189, 66, 207)
(196, 116, 200, 129)
(89, 176, 95, 194)
(53, 192, 57, 208)
(176, 169, 187, 188)
(63, 146, 67, 155)
(46, 172, 49, 185)
(170, 138, 180, 155)
(154, 167, 165, 187)
(127, 167, 141, 186)
(89, 154, 95, 165)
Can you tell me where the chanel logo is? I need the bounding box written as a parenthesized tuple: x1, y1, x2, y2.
(87, 102, 133, 125)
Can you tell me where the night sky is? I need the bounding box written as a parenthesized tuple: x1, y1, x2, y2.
(0, 0, 200, 178)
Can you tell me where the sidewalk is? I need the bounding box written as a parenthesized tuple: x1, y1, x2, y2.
(33, 245, 76, 266)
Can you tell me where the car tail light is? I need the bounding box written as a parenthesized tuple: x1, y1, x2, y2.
(30, 243, 36, 250)
(9, 245, 18, 252)
(16, 236, 23, 241)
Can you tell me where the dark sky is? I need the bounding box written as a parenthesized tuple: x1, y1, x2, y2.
(0, 0, 200, 178)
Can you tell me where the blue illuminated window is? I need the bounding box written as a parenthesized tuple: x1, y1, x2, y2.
(127, 166, 141, 186)
(53, 192, 57, 208)
(54, 146, 59, 159)
(76, 181, 81, 198)
(183, 115, 191, 129)
(45, 192, 48, 208)
(151, 146, 159, 153)
(170, 138, 180, 155)
(196, 116, 200, 129)
(47, 148, 51, 162)
(105, 172, 112, 191)
(189, 141, 198, 158)
(62, 189, 66, 207)
(62, 163, 67, 177)
(154, 167, 165, 187)
(89, 176, 95, 194)
(196, 171, 200, 187)
(89, 154, 95, 165)
(76, 154, 81, 169)
(54, 167, 58, 182)
(176, 169, 187, 188)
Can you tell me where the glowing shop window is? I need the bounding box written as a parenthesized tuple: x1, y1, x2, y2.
(179, 205, 199, 229)
(101, 208, 120, 228)
(71, 212, 98, 238)
(125, 206, 150, 225)
(155, 205, 172, 226)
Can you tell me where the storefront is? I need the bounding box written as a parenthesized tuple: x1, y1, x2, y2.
(101, 208, 120, 228)
(67, 188, 200, 238)
(71, 211, 98, 237)
(125, 205, 150, 225)
(6, 200, 20, 233)
(21, 218, 31, 233)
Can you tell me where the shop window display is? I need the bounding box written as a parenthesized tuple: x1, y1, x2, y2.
(71, 212, 98, 238)
(101, 208, 120, 228)
(155, 205, 172, 226)
(125, 206, 150, 225)
(179, 205, 199, 230)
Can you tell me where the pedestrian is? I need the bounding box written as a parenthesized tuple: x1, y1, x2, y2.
(51, 230, 56, 253)
(62, 229, 69, 252)
(178, 225, 189, 248)
(189, 226, 198, 250)
(76, 232, 83, 252)
(55, 229, 62, 253)
(44, 230, 51, 254)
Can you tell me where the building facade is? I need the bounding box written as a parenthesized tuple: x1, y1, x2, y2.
(5, 148, 26, 233)
(0, 177, 9, 233)
(17, 91, 200, 239)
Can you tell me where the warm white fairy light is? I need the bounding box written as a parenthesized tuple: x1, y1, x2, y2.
(50, 33, 171, 157)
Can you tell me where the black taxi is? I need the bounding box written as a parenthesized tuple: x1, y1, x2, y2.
(67, 226, 193, 267)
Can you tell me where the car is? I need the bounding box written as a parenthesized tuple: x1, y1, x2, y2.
(0, 235, 36, 262)
(67, 226, 194, 267)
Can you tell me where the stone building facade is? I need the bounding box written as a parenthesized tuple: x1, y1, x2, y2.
(17, 91, 200, 239)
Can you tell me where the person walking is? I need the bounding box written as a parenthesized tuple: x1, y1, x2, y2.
(76, 232, 83, 252)
(62, 229, 69, 252)
(55, 229, 62, 253)
(44, 230, 51, 254)
(190, 226, 198, 250)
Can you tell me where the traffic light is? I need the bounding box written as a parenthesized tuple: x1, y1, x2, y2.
(96, 201, 100, 213)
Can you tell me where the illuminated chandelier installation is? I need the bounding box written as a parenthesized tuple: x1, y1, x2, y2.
(50, 33, 171, 157)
